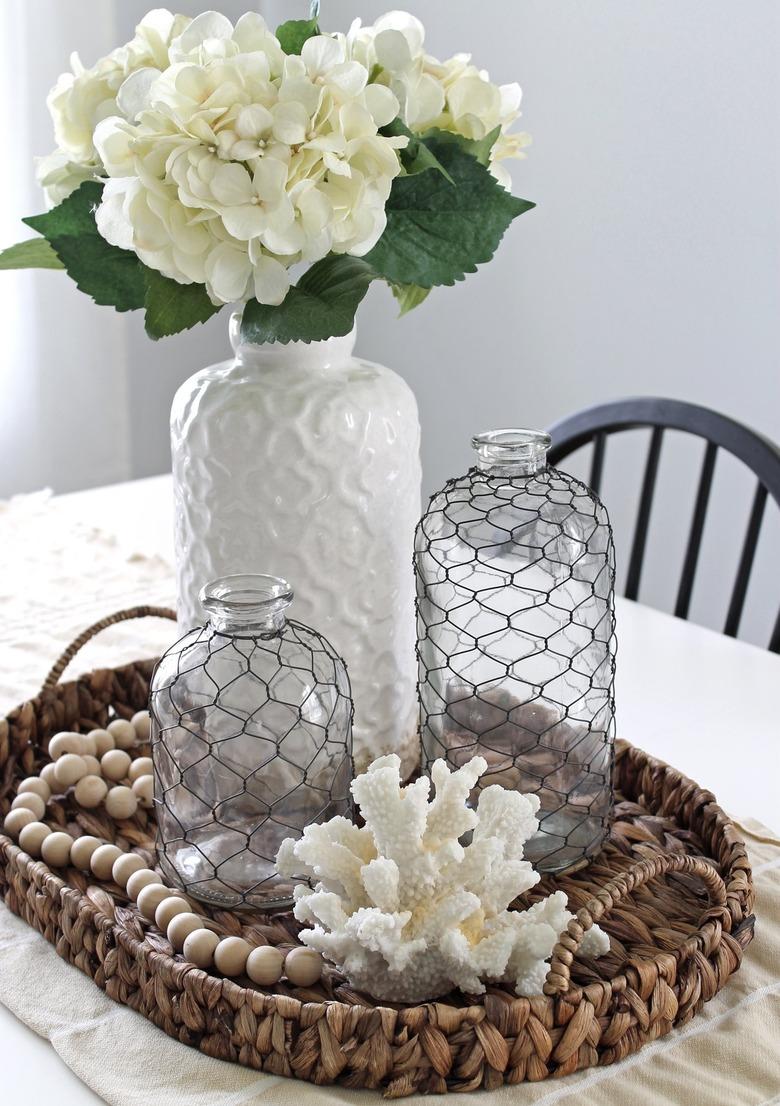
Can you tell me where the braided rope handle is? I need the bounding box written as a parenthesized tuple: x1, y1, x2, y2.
(543, 852, 728, 996)
(41, 606, 177, 694)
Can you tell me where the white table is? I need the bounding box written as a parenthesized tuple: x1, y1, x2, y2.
(2, 474, 779, 1105)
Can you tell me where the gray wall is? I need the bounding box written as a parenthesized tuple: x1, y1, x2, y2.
(5, 1, 780, 644)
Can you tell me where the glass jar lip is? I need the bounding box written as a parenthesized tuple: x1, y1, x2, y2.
(199, 573, 294, 615)
(471, 428, 552, 456)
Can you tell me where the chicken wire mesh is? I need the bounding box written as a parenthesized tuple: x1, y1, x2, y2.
(149, 592, 353, 910)
(415, 438, 616, 875)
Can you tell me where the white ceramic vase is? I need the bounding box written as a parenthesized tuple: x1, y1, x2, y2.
(170, 314, 422, 773)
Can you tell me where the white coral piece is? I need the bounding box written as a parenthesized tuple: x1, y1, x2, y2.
(276, 755, 609, 1003)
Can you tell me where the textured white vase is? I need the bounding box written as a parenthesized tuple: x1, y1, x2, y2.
(170, 314, 422, 772)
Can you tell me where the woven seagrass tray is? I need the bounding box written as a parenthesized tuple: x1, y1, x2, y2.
(0, 609, 756, 1097)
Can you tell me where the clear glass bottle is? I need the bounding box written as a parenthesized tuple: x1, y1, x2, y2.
(415, 430, 616, 874)
(149, 574, 353, 909)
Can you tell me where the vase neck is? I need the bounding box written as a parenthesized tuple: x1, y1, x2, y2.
(229, 311, 356, 369)
(472, 429, 551, 477)
(200, 574, 293, 636)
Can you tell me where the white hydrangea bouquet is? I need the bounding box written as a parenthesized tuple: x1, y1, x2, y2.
(0, 7, 533, 343)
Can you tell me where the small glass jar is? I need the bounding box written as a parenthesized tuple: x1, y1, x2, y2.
(415, 430, 616, 874)
(149, 574, 353, 909)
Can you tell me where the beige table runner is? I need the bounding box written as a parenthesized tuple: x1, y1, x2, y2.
(0, 818, 777, 1106)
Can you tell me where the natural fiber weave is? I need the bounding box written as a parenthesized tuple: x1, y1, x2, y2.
(0, 610, 756, 1097)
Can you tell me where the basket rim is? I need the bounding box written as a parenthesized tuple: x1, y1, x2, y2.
(0, 658, 754, 1024)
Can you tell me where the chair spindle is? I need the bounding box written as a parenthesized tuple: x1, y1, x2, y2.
(675, 441, 718, 619)
(625, 427, 664, 601)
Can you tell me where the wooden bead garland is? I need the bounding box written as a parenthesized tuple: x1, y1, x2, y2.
(41, 831, 74, 867)
(17, 777, 50, 801)
(126, 868, 162, 899)
(55, 753, 88, 788)
(3, 714, 324, 990)
(105, 785, 138, 821)
(74, 775, 108, 809)
(155, 896, 190, 931)
(183, 928, 220, 968)
(11, 792, 46, 820)
(101, 749, 131, 782)
(137, 882, 174, 921)
(112, 852, 146, 888)
(246, 945, 284, 986)
(70, 835, 102, 870)
(91, 843, 123, 879)
(167, 912, 203, 951)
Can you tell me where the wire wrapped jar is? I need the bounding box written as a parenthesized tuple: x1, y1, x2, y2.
(149, 574, 353, 909)
(415, 430, 616, 874)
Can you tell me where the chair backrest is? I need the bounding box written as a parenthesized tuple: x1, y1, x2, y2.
(547, 397, 780, 652)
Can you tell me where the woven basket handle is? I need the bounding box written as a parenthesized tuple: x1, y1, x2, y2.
(542, 852, 728, 996)
(41, 605, 177, 694)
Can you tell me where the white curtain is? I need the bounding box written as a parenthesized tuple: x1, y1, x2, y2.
(0, 0, 133, 497)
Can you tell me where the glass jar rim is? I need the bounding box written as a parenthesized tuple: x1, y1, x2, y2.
(199, 574, 294, 618)
(471, 428, 552, 455)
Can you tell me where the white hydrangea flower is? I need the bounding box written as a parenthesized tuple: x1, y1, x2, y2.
(90, 16, 404, 306)
(36, 8, 191, 203)
(345, 10, 530, 188)
(277, 755, 608, 1003)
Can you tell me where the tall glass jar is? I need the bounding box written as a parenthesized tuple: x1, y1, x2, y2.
(149, 574, 353, 909)
(415, 430, 616, 874)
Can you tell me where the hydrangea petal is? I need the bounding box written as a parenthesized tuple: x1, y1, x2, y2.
(252, 253, 289, 306)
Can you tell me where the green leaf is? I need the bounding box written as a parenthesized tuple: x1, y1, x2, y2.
(390, 282, 430, 316)
(24, 181, 146, 311)
(276, 18, 319, 54)
(420, 125, 502, 168)
(241, 255, 375, 345)
(143, 268, 222, 339)
(0, 238, 65, 270)
(364, 138, 535, 288)
(381, 118, 453, 182)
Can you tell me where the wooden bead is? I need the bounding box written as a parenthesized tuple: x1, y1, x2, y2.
(55, 753, 88, 788)
(154, 896, 190, 931)
(126, 868, 162, 900)
(137, 882, 174, 920)
(74, 775, 108, 809)
(214, 936, 251, 977)
(247, 945, 284, 987)
(18, 821, 51, 856)
(79, 732, 97, 757)
(90, 729, 115, 757)
(167, 912, 204, 951)
(90, 843, 123, 880)
(3, 807, 36, 836)
(183, 928, 220, 968)
(18, 777, 51, 802)
(40, 762, 59, 792)
(41, 831, 73, 867)
(82, 755, 101, 776)
(284, 947, 323, 987)
(132, 710, 151, 743)
(105, 785, 138, 821)
(128, 757, 153, 783)
(12, 792, 46, 820)
(108, 719, 137, 750)
(70, 835, 102, 870)
(48, 732, 83, 760)
(132, 775, 154, 809)
(112, 852, 146, 888)
(101, 749, 131, 781)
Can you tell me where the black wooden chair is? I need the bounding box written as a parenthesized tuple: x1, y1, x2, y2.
(547, 397, 780, 652)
